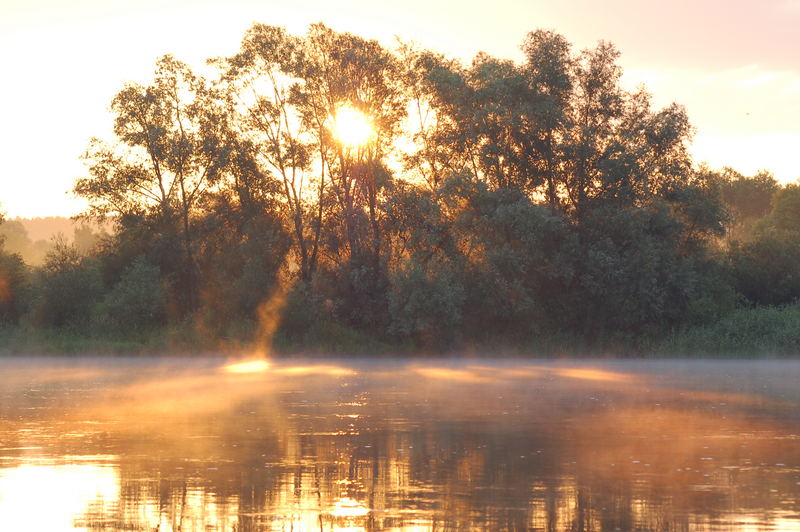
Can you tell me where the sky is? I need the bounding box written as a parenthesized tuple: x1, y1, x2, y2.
(1, 0, 798, 218)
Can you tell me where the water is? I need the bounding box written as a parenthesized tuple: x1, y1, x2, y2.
(1, 357, 799, 531)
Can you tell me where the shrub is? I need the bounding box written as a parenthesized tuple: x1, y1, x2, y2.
(94, 256, 165, 334)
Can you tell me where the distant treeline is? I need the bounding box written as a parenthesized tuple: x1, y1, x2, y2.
(0, 217, 108, 266)
(1, 24, 799, 355)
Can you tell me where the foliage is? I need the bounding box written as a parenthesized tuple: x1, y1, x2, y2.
(700, 166, 778, 241)
(94, 256, 165, 334)
(0, 219, 53, 266)
(662, 304, 800, 357)
(727, 185, 800, 306)
(437, 174, 574, 339)
(0, 23, 782, 355)
(0, 250, 28, 324)
(194, 207, 290, 335)
(388, 258, 465, 346)
(757, 184, 800, 235)
(32, 238, 103, 328)
(74, 56, 238, 314)
(404, 31, 694, 215)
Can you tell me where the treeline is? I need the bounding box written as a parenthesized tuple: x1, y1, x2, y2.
(0, 217, 107, 266)
(1, 24, 799, 354)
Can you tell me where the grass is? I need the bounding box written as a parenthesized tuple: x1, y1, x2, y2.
(3, 304, 800, 358)
(0, 326, 155, 355)
(659, 304, 800, 357)
(0, 318, 397, 357)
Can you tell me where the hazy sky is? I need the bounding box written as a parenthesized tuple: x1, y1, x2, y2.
(1, 0, 798, 217)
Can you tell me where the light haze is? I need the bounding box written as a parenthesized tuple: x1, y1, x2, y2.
(1, 0, 798, 217)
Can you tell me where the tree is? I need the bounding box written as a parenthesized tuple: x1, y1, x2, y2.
(406, 32, 694, 215)
(220, 24, 408, 329)
(94, 256, 165, 333)
(62, 24, 747, 348)
(287, 24, 407, 328)
(296, 24, 406, 267)
(703, 166, 778, 241)
(33, 236, 103, 328)
(219, 24, 321, 283)
(0, 215, 29, 324)
(730, 184, 800, 305)
(0, 219, 54, 266)
(75, 56, 236, 313)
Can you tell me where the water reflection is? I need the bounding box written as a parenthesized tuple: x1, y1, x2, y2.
(0, 462, 118, 531)
(0, 358, 799, 531)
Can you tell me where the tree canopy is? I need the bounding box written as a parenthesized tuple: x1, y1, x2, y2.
(1, 23, 795, 353)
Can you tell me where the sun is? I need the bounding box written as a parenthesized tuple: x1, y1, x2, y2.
(332, 105, 374, 147)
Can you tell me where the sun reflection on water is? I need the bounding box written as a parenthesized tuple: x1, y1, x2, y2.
(1, 358, 799, 530)
(0, 463, 119, 532)
(222, 359, 271, 373)
(329, 496, 370, 518)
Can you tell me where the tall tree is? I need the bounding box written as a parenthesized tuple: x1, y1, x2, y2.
(219, 24, 321, 283)
(75, 56, 235, 312)
(708, 166, 778, 240)
(295, 24, 406, 267)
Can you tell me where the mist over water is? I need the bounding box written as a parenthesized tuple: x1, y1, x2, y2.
(1, 357, 799, 531)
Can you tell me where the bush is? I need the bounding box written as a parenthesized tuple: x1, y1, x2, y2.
(729, 236, 800, 306)
(0, 251, 28, 324)
(94, 256, 165, 334)
(33, 240, 103, 328)
(388, 259, 465, 346)
(662, 304, 800, 356)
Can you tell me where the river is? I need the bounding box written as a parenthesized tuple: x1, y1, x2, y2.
(1, 357, 798, 531)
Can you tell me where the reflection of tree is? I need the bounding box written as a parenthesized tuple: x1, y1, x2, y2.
(3, 362, 798, 531)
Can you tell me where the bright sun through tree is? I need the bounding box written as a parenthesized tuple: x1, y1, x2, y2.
(332, 105, 374, 148)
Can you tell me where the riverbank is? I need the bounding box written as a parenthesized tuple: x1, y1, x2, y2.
(2, 304, 800, 358)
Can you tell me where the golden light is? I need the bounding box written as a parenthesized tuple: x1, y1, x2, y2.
(0, 278, 9, 303)
(0, 463, 120, 531)
(328, 497, 370, 518)
(222, 359, 271, 374)
(332, 105, 374, 148)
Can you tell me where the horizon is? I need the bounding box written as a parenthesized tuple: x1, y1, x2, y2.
(2, 0, 799, 218)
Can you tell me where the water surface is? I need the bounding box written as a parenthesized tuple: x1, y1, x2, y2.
(1, 357, 799, 531)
